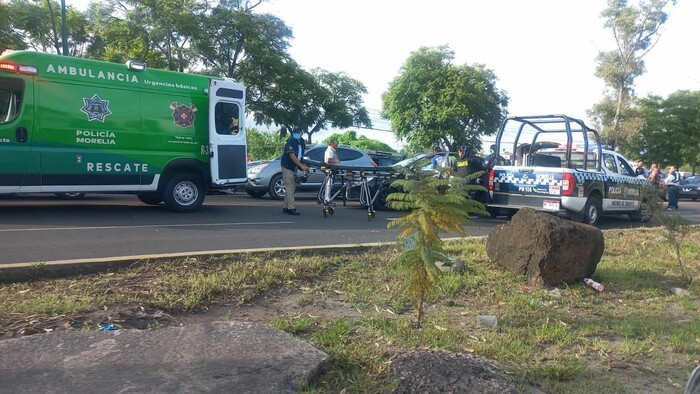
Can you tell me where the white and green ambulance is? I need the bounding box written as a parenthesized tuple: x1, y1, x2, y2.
(0, 50, 247, 212)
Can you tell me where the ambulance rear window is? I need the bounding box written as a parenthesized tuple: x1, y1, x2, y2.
(0, 77, 24, 124)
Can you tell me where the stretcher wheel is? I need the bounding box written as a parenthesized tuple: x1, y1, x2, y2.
(323, 208, 328, 217)
(368, 211, 375, 221)
(343, 198, 346, 207)
(329, 207, 335, 215)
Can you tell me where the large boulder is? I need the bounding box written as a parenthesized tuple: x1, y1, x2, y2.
(486, 208, 604, 286)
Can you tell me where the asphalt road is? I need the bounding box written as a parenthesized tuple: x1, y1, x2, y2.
(1, 192, 699, 265)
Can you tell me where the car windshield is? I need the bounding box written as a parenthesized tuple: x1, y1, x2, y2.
(682, 177, 699, 184)
(394, 154, 429, 168)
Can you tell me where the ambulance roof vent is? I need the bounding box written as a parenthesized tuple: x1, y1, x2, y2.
(126, 60, 147, 71)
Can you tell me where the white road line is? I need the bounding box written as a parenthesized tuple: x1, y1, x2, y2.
(0, 221, 294, 233)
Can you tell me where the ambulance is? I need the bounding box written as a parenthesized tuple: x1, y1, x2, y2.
(0, 50, 247, 212)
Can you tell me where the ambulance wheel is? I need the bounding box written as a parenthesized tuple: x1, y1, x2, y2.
(582, 196, 602, 226)
(137, 193, 163, 205)
(54, 192, 86, 200)
(268, 174, 286, 200)
(163, 173, 205, 212)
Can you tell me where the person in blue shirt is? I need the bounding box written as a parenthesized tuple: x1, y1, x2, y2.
(280, 127, 309, 215)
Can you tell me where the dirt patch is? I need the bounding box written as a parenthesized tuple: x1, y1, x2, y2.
(1, 304, 181, 339)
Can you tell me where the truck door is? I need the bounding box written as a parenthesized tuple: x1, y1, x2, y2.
(0, 76, 32, 193)
(208, 79, 247, 185)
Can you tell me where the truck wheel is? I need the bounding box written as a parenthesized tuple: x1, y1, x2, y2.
(582, 196, 602, 225)
(246, 189, 267, 198)
(629, 200, 651, 222)
(54, 192, 86, 200)
(163, 173, 205, 212)
(137, 193, 163, 205)
(268, 174, 286, 200)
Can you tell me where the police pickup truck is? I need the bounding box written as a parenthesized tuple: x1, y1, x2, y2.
(486, 115, 650, 226)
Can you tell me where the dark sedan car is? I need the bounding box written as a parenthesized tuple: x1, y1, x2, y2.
(371, 152, 486, 210)
(679, 176, 700, 201)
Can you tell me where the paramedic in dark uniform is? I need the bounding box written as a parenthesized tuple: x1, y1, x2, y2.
(455, 146, 486, 202)
(280, 127, 309, 215)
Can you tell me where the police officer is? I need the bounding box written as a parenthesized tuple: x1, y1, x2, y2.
(280, 127, 309, 215)
(455, 146, 486, 202)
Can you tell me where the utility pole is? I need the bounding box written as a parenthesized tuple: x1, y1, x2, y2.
(61, 0, 68, 55)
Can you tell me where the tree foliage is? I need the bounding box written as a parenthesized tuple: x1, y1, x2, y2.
(387, 167, 486, 327)
(246, 127, 285, 161)
(322, 130, 395, 153)
(381, 45, 508, 153)
(3, 0, 372, 141)
(589, 0, 675, 150)
(633, 90, 700, 172)
(0, 1, 27, 52)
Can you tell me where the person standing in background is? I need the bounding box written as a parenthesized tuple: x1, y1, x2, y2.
(649, 163, 660, 186)
(280, 127, 309, 215)
(635, 160, 647, 177)
(664, 165, 681, 210)
(324, 139, 340, 165)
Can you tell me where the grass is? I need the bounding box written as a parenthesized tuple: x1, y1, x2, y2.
(1, 227, 699, 393)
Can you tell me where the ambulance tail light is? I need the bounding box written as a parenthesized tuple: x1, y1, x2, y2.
(488, 169, 495, 191)
(562, 172, 576, 196)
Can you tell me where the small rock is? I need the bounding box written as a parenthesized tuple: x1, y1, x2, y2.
(476, 315, 498, 328)
(610, 361, 630, 369)
(670, 287, 690, 296)
(547, 288, 563, 298)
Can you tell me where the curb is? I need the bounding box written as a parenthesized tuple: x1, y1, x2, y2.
(0, 237, 484, 283)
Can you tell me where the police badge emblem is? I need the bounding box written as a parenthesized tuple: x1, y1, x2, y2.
(80, 94, 112, 122)
(170, 102, 197, 128)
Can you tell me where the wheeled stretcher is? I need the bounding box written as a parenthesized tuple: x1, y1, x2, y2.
(308, 162, 399, 220)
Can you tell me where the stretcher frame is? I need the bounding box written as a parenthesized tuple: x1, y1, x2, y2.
(309, 162, 399, 220)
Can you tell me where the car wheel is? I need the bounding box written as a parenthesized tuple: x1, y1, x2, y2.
(268, 174, 286, 200)
(54, 192, 86, 200)
(246, 189, 267, 198)
(582, 196, 602, 226)
(137, 193, 163, 205)
(163, 173, 205, 212)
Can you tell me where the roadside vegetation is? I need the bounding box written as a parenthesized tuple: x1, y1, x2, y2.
(1, 227, 699, 393)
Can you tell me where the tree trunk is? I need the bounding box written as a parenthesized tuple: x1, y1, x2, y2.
(612, 85, 625, 149)
(416, 286, 425, 329)
(46, 0, 61, 55)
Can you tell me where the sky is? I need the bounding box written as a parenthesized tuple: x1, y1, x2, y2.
(70, 0, 700, 151)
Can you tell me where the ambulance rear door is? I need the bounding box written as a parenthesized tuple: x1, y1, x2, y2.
(208, 79, 247, 185)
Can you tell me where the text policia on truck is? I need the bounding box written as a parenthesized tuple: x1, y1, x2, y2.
(0, 50, 248, 212)
(485, 115, 650, 226)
